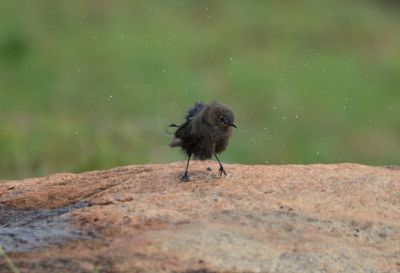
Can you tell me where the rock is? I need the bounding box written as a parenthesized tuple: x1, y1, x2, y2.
(0, 162, 399, 273)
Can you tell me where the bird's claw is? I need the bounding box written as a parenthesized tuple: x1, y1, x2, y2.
(180, 173, 190, 182)
(219, 167, 227, 176)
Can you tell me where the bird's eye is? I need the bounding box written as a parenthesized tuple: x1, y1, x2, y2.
(220, 116, 225, 122)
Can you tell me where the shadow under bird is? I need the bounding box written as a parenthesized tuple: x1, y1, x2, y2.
(169, 102, 236, 182)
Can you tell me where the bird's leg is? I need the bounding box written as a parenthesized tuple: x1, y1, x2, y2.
(214, 153, 227, 176)
(180, 153, 192, 182)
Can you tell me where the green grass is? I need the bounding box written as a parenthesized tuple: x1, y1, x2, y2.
(1, 0, 400, 179)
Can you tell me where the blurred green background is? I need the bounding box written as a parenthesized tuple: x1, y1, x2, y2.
(1, 0, 399, 179)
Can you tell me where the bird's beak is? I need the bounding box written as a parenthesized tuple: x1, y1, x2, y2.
(229, 123, 237, 128)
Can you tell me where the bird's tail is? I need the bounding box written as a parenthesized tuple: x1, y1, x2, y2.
(169, 137, 182, 147)
(164, 123, 180, 135)
(166, 123, 183, 147)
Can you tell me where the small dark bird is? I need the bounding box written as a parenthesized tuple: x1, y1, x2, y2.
(169, 102, 236, 182)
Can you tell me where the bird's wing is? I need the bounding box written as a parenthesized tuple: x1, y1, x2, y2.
(186, 102, 205, 121)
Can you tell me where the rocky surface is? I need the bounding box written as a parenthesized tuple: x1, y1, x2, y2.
(0, 162, 399, 273)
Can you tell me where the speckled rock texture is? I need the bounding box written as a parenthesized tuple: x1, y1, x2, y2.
(0, 162, 399, 273)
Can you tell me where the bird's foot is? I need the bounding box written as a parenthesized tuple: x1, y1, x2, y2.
(219, 166, 227, 176)
(180, 173, 190, 182)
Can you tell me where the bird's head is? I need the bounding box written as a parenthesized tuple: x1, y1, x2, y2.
(210, 104, 236, 130)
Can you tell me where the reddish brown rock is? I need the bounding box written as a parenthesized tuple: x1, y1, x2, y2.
(0, 162, 399, 273)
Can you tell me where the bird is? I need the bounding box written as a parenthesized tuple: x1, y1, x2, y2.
(169, 102, 236, 182)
